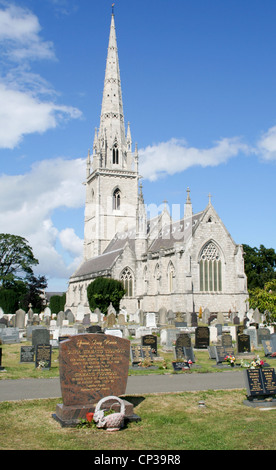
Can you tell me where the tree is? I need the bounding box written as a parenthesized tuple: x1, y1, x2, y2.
(249, 279, 276, 325)
(49, 293, 66, 313)
(0, 234, 39, 286)
(0, 234, 48, 313)
(21, 274, 48, 312)
(87, 277, 125, 315)
(243, 244, 276, 290)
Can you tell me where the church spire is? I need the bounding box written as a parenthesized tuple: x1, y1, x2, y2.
(98, 10, 126, 155)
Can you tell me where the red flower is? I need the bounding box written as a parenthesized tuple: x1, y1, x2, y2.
(86, 412, 94, 422)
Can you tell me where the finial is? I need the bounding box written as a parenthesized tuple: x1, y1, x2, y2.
(186, 187, 191, 203)
(112, 3, 115, 15)
(208, 193, 212, 204)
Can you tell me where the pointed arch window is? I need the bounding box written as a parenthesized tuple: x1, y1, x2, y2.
(113, 188, 121, 210)
(199, 242, 222, 292)
(121, 267, 134, 297)
(113, 144, 119, 164)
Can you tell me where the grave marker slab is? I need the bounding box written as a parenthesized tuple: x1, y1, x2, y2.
(244, 368, 276, 406)
(195, 326, 209, 349)
(20, 346, 35, 363)
(54, 334, 131, 426)
(237, 333, 251, 353)
(0, 327, 20, 344)
(172, 360, 190, 371)
(141, 334, 158, 356)
(183, 347, 195, 363)
(262, 339, 275, 356)
(32, 328, 50, 348)
(35, 344, 52, 369)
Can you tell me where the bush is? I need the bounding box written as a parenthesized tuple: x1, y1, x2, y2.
(87, 277, 125, 315)
(49, 293, 66, 313)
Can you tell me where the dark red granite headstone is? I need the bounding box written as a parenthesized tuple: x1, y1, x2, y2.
(53, 333, 132, 426)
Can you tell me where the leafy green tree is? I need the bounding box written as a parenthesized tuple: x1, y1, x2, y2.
(0, 234, 48, 313)
(21, 274, 48, 312)
(243, 244, 276, 290)
(0, 282, 27, 313)
(249, 279, 276, 325)
(49, 293, 66, 313)
(0, 234, 39, 286)
(87, 277, 125, 315)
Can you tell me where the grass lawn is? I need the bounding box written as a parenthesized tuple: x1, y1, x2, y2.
(1, 390, 276, 450)
(0, 340, 275, 450)
(0, 341, 268, 379)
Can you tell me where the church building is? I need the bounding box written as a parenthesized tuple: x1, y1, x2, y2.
(65, 11, 248, 320)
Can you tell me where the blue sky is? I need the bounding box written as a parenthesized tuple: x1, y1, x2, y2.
(0, 0, 276, 292)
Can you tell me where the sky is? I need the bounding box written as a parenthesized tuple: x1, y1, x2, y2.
(0, 0, 276, 293)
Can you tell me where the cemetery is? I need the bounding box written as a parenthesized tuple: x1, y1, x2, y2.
(1, 304, 276, 449)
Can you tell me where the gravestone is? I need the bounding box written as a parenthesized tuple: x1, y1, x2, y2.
(82, 313, 91, 326)
(195, 326, 209, 349)
(106, 312, 116, 328)
(244, 328, 258, 349)
(208, 345, 217, 359)
(271, 334, 276, 352)
(57, 311, 65, 327)
(202, 308, 210, 324)
(221, 334, 232, 348)
(146, 312, 156, 328)
(53, 334, 133, 426)
(215, 346, 227, 364)
(174, 333, 191, 359)
(35, 344, 52, 369)
(86, 325, 103, 334)
(130, 345, 144, 365)
(20, 345, 35, 363)
(158, 307, 167, 325)
(236, 325, 245, 336)
(191, 312, 198, 327)
(117, 313, 126, 326)
(237, 333, 251, 353)
(32, 328, 50, 348)
(141, 334, 158, 356)
(183, 347, 195, 363)
(244, 368, 276, 407)
(216, 324, 223, 336)
(65, 309, 74, 323)
(15, 309, 26, 328)
(257, 328, 270, 345)
(172, 360, 190, 371)
(262, 339, 275, 356)
(105, 328, 123, 338)
(0, 327, 20, 344)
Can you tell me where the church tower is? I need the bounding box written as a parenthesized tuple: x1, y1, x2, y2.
(84, 10, 139, 259)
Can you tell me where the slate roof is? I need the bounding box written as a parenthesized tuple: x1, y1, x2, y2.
(70, 211, 204, 281)
(70, 248, 123, 280)
(148, 212, 203, 253)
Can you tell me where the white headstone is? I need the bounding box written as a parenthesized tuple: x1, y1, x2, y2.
(146, 312, 156, 328)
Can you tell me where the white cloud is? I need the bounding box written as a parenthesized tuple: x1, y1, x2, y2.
(0, 157, 86, 281)
(256, 126, 276, 161)
(0, 83, 81, 148)
(59, 228, 83, 257)
(139, 137, 249, 181)
(0, 3, 82, 149)
(0, 3, 55, 61)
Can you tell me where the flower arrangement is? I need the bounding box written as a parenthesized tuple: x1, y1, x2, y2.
(241, 355, 264, 369)
(37, 360, 49, 369)
(137, 358, 153, 368)
(224, 354, 236, 367)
